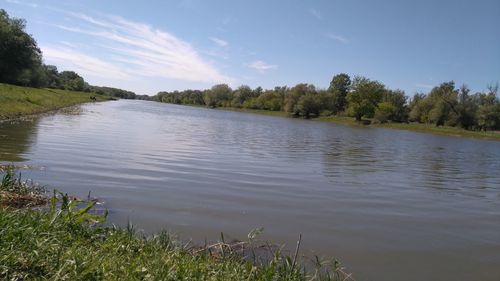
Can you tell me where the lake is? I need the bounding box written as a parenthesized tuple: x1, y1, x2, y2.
(1, 100, 499, 281)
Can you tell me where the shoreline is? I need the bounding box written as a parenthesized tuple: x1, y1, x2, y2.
(0, 83, 109, 122)
(0, 167, 352, 280)
(208, 105, 500, 141)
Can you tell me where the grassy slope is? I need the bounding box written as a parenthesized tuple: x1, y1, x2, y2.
(0, 83, 107, 120)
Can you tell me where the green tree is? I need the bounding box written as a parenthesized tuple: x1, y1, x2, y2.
(328, 73, 351, 113)
(297, 93, 321, 118)
(346, 76, 385, 121)
(427, 82, 458, 126)
(381, 89, 408, 122)
(231, 85, 253, 108)
(455, 85, 477, 129)
(59, 71, 85, 91)
(476, 84, 500, 131)
(374, 102, 396, 123)
(284, 83, 316, 115)
(203, 84, 232, 107)
(0, 9, 42, 85)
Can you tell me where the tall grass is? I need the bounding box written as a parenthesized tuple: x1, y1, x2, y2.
(0, 169, 353, 280)
(0, 83, 107, 120)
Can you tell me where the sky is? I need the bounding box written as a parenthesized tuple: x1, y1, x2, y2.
(2, 0, 499, 95)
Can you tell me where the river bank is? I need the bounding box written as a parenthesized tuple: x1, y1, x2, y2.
(0, 167, 350, 280)
(0, 83, 108, 121)
(209, 106, 500, 141)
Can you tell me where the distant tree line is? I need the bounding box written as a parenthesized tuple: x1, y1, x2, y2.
(156, 75, 500, 131)
(0, 9, 136, 99)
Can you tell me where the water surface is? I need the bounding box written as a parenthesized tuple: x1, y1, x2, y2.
(1, 100, 499, 281)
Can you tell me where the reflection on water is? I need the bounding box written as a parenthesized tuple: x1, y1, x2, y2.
(0, 100, 499, 281)
(0, 119, 39, 162)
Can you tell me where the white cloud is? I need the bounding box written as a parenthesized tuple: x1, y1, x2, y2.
(50, 12, 232, 85)
(209, 37, 228, 47)
(6, 0, 38, 8)
(41, 46, 130, 80)
(309, 8, 322, 20)
(325, 33, 349, 44)
(247, 60, 277, 73)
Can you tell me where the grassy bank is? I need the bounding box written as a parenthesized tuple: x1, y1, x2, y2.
(204, 105, 500, 141)
(0, 168, 351, 281)
(0, 83, 108, 120)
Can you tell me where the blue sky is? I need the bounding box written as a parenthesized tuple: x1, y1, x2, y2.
(2, 0, 499, 95)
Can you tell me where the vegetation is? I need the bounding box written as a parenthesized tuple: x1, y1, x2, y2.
(0, 165, 47, 207)
(0, 9, 136, 99)
(0, 168, 352, 280)
(0, 83, 109, 120)
(156, 74, 500, 137)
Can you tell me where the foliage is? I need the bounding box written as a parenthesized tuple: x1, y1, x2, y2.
(328, 73, 351, 113)
(408, 82, 500, 130)
(284, 83, 316, 116)
(346, 76, 385, 121)
(0, 9, 42, 86)
(373, 102, 395, 123)
(204, 84, 233, 107)
(91, 85, 137, 99)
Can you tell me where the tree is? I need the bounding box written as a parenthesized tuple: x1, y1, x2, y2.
(427, 82, 458, 126)
(297, 93, 321, 118)
(374, 102, 395, 123)
(284, 83, 316, 115)
(0, 9, 42, 85)
(346, 76, 385, 121)
(255, 90, 283, 111)
(59, 71, 85, 91)
(455, 85, 477, 129)
(476, 83, 500, 131)
(231, 85, 253, 108)
(328, 73, 351, 113)
(381, 89, 408, 122)
(43, 65, 61, 88)
(203, 84, 232, 107)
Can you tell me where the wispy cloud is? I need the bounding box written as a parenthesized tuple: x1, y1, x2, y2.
(325, 33, 349, 44)
(247, 60, 277, 73)
(41, 46, 130, 80)
(309, 8, 323, 20)
(6, 0, 38, 8)
(48, 11, 232, 84)
(209, 37, 228, 47)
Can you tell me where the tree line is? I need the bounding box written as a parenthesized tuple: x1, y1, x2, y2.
(0, 9, 136, 99)
(155, 75, 500, 131)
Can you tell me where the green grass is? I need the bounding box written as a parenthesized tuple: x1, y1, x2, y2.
(0, 83, 108, 120)
(0, 168, 352, 281)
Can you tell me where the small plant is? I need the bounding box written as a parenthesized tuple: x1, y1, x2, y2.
(49, 190, 108, 227)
